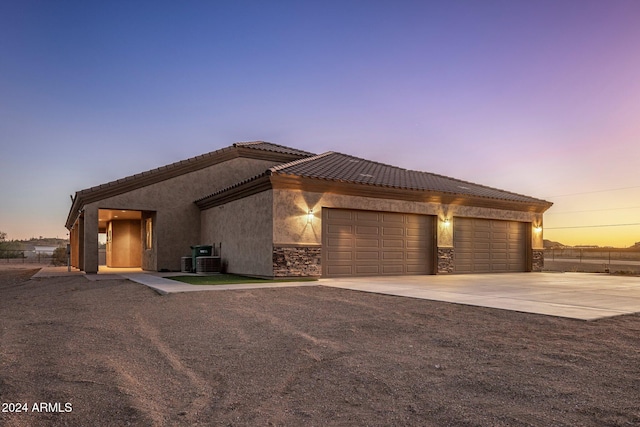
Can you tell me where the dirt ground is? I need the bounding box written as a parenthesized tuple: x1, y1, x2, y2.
(1, 268, 639, 427)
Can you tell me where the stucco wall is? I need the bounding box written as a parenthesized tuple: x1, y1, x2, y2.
(200, 190, 274, 277)
(273, 189, 541, 247)
(82, 157, 277, 272)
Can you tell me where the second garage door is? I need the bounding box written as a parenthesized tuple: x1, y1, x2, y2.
(323, 209, 434, 277)
(454, 218, 527, 273)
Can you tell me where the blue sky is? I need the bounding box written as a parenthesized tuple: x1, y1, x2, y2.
(1, 0, 639, 246)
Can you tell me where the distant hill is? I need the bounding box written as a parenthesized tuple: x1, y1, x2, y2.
(544, 239, 640, 250)
(543, 239, 566, 249)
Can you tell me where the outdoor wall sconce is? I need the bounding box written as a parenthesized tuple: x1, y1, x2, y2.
(307, 209, 314, 223)
(534, 225, 542, 233)
(442, 217, 450, 226)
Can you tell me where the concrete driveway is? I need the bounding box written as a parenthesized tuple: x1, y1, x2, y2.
(320, 272, 640, 321)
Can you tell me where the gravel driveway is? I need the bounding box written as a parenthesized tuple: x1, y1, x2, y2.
(1, 268, 639, 426)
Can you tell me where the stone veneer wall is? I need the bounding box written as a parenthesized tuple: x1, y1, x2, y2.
(437, 248, 454, 274)
(532, 250, 544, 272)
(273, 246, 321, 277)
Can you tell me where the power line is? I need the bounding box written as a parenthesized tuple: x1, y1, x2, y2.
(544, 185, 640, 198)
(545, 223, 640, 230)
(546, 206, 640, 215)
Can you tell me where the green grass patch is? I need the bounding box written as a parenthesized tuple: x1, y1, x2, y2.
(169, 274, 318, 285)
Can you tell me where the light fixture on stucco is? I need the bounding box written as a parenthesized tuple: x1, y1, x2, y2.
(307, 209, 314, 223)
(442, 217, 450, 226)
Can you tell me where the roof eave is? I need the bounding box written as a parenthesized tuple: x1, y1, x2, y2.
(270, 174, 553, 213)
(195, 174, 273, 210)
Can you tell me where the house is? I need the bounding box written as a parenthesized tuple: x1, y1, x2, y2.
(66, 141, 552, 276)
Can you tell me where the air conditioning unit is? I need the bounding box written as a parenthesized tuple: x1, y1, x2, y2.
(196, 256, 221, 274)
(181, 257, 193, 273)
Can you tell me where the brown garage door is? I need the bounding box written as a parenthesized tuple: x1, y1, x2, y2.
(454, 218, 527, 273)
(323, 209, 434, 277)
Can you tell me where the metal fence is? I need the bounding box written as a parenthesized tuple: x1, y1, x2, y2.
(0, 250, 54, 264)
(544, 248, 640, 274)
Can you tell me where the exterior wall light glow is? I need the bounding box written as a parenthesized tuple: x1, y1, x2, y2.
(307, 209, 314, 223)
(442, 217, 450, 226)
(534, 226, 542, 233)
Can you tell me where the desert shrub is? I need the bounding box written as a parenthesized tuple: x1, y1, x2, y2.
(52, 247, 68, 266)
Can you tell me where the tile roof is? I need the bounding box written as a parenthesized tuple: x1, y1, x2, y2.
(233, 141, 315, 157)
(269, 151, 550, 205)
(67, 141, 312, 228)
(73, 141, 311, 197)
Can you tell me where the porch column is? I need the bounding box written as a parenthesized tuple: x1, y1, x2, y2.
(70, 224, 77, 268)
(82, 205, 99, 274)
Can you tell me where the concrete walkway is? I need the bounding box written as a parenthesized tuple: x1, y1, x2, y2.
(120, 273, 318, 295)
(321, 272, 640, 321)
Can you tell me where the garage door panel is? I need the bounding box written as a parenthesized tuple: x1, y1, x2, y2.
(456, 253, 473, 261)
(456, 264, 473, 273)
(327, 265, 353, 275)
(327, 251, 353, 261)
(406, 228, 426, 237)
(382, 251, 404, 260)
(355, 251, 379, 260)
(382, 227, 404, 236)
(327, 238, 352, 248)
(327, 224, 353, 234)
(356, 238, 379, 248)
(355, 211, 380, 222)
(406, 264, 427, 273)
(356, 265, 380, 274)
(382, 212, 404, 223)
(406, 251, 426, 260)
(454, 218, 526, 273)
(324, 209, 434, 277)
(356, 225, 379, 235)
(327, 209, 353, 220)
(456, 242, 473, 250)
(406, 240, 429, 249)
(382, 239, 404, 248)
(382, 264, 404, 274)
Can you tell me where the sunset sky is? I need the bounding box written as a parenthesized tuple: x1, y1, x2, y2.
(1, 0, 639, 247)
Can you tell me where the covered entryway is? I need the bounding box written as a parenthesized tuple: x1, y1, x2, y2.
(99, 209, 143, 268)
(454, 218, 527, 273)
(322, 208, 434, 277)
